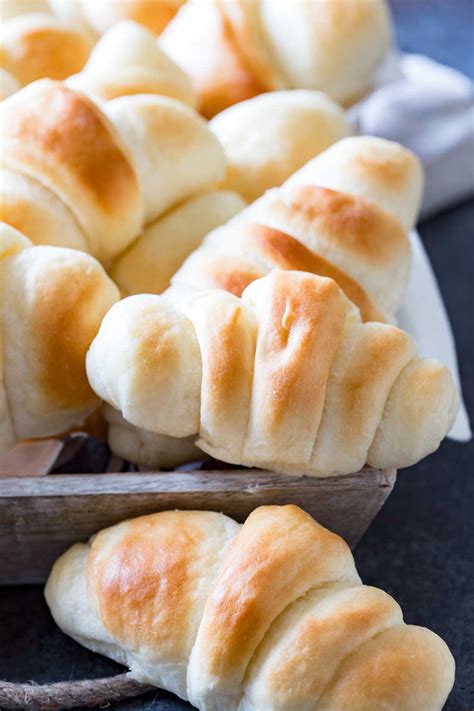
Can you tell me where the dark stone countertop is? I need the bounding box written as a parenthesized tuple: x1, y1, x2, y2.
(1, 1, 473, 709)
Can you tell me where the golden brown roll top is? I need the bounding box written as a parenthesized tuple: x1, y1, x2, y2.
(243, 184, 409, 321)
(160, 0, 392, 117)
(286, 135, 424, 233)
(239, 583, 402, 710)
(1, 80, 143, 262)
(172, 135, 422, 323)
(187, 505, 359, 710)
(45, 505, 455, 710)
(237, 272, 411, 472)
(239, 590, 454, 711)
(86, 270, 459, 476)
(0, 80, 226, 263)
(249, 135, 423, 310)
(0, 223, 119, 452)
(209, 89, 350, 202)
(173, 217, 385, 324)
(0, 12, 92, 88)
(66, 20, 196, 106)
(160, 0, 275, 119)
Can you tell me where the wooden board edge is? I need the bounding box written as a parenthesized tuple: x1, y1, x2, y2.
(0, 467, 397, 496)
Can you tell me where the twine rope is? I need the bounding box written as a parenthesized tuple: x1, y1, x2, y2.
(0, 672, 153, 710)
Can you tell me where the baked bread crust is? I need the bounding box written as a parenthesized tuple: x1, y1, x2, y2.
(160, 0, 392, 117)
(66, 20, 196, 106)
(209, 89, 349, 202)
(87, 270, 458, 476)
(0, 223, 119, 452)
(1, 80, 226, 262)
(45, 505, 455, 710)
(0, 12, 92, 86)
(172, 136, 423, 323)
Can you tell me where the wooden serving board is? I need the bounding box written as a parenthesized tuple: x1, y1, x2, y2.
(0, 467, 396, 585)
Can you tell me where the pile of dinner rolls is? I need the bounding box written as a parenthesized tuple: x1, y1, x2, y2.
(0, 4, 458, 708)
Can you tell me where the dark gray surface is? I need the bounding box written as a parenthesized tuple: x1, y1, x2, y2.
(389, 0, 474, 77)
(1, 1, 473, 709)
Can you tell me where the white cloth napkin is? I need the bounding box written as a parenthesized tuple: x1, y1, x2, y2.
(354, 52, 474, 219)
(398, 231, 471, 441)
(351, 53, 473, 440)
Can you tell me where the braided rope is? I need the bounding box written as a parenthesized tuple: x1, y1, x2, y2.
(0, 673, 153, 710)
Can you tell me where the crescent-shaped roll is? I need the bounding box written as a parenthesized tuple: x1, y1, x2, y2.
(45, 505, 455, 710)
(110, 190, 246, 296)
(86, 270, 459, 476)
(160, 0, 392, 117)
(0, 80, 226, 262)
(0, 12, 92, 86)
(0, 223, 119, 453)
(66, 20, 196, 106)
(210, 90, 350, 202)
(173, 136, 423, 322)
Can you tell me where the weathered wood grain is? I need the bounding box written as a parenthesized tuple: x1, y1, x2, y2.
(0, 468, 396, 584)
